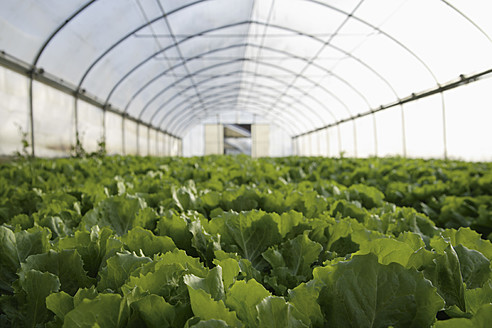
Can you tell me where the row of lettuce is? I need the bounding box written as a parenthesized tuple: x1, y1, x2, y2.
(1, 155, 492, 327)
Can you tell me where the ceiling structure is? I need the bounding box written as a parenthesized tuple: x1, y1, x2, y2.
(1, 0, 492, 139)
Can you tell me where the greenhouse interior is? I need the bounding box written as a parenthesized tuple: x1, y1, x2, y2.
(1, 0, 491, 160)
(2, 1, 492, 328)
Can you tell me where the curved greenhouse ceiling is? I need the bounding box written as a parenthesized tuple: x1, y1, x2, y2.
(1, 0, 492, 158)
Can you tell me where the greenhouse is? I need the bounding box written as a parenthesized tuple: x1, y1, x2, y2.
(1, 1, 492, 327)
(1, 0, 491, 159)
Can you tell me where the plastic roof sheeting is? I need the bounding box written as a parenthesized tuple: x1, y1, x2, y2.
(1, 0, 492, 139)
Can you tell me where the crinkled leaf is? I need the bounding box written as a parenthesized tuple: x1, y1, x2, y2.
(20, 249, 94, 295)
(213, 258, 240, 290)
(263, 232, 322, 291)
(314, 254, 444, 328)
(186, 318, 229, 328)
(256, 296, 307, 328)
(184, 275, 242, 327)
(434, 303, 492, 328)
(98, 251, 152, 292)
(423, 245, 466, 311)
(184, 267, 225, 301)
(0, 225, 51, 293)
(288, 280, 324, 327)
(130, 294, 175, 328)
(74, 286, 99, 307)
(121, 227, 176, 258)
(157, 212, 194, 254)
(20, 269, 61, 327)
(464, 280, 492, 315)
(225, 279, 271, 327)
(208, 211, 282, 270)
(63, 294, 128, 328)
(442, 227, 492, 260)
(46, 291, 74, 321)
(454, 244, 491, 289)
(56, 226, 118, 278)
(122, 263, 188, 306)
(355, 237, 416, 267)
(81, 195, 146, 236)
(189, 216, 221, 266)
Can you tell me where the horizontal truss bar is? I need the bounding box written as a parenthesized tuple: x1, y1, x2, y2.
(0, 51, 180, 140)
(294, 67, 492, 138)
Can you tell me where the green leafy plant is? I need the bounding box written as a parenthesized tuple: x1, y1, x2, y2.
(0, 155, 492, 327)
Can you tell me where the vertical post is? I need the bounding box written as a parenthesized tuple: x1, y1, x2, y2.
(317, 131, 321, 156)
(121, 115, 126, 155)
(326, 128, 330, 157)
(217, 114, 221, 155)
(102, 105, 107, 153)
(74, 96, 79, 151)
(372, 113, 378, 157)
(136, 123, 140, 156)
(336, 125, 342, 156)
(147, 126, 151, 156)
(400, 105, 407, 157)
(28, 76, 35, 157)
(353, 121, 358, 158)
(441, 94, 448, 160)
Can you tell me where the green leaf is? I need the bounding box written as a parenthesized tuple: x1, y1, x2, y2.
(20, 249, 94, 295)
(157, 212, 194, 254)
(74, 286, 99, 307)
(0, 225, 51, 293)
(314, 253, 444, 328)
(121, 227, 176, 258)
(213, 257, 240, 290)
(288, 281, 324, 327)
(263, 232, 322, 291)
(122, 263, 188, 306)
(464, 280, 492, 315)
(98, 251, 152, 292)
(20, 269, 61, 327)
(184, 275, 242, 327)
(63, 294, 128, 328)
(442, 227, 492, 260)
(355, 237, 416, 267)
(454, 244, 491, 289)
(130, 294, 175, 328)
(225, 279, 271, 327)
(423, 245, 466, 311)
(81, 195, 146, 236)
(435, 303, 492, 328)
(186, 318, 229, 328)
(256, 296, 307, 328)
(208, 211, 282, 270)
(189, 215, 221, 266)
(57, 226, 119, 278)
(183, 267, 225, 301)
(46, 291, 74, 321)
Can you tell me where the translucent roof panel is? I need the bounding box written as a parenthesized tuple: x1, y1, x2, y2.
(1, 0, 491, 139)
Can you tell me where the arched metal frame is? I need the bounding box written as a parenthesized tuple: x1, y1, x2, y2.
(20, 0, 492, 157)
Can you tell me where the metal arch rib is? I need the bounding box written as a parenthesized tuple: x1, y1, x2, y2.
(440, 0, 492, 43)
(145, 70, 320, 132)
(169, 98, 301, 137)
(172, 97, 305, 137)
(75, 0, 207, 92)
(32, 0, 97, 67)
(28, 0, 97, 156)
(171, 97, 302, 136)
(136, 42, 356, 124)
(151, 59, 336, 132)
(152, 80, 321, 131)
(155, 83, 317, 134)
(109, 20, 385, 119)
